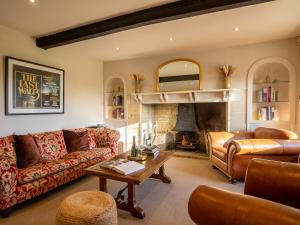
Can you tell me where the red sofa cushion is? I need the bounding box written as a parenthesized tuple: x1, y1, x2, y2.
(62, 148, 111, 163)
(33, 131, 68, 161)
(17, 158, 80, 185)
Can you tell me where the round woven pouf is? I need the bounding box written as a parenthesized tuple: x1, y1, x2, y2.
(56, 191, 117, 225)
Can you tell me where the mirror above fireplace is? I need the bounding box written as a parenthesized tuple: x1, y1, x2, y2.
(157, 59, 202, 92)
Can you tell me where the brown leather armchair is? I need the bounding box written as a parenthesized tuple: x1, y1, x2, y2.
(188, 159, 300, 225)
(207, 127, 300, 182)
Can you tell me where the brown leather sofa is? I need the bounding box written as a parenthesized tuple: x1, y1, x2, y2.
(207, 127, 300, 182)
(188, 159, 300, 225)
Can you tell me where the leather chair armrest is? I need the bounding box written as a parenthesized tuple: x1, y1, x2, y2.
(188, 185, 300, 225)
(231, 139, 300, 155)
(208, 131, 254, 155)
(245, 158, 300, 209)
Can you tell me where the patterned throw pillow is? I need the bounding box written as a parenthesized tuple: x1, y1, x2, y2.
(33, 131, 67, 161)
(92, 128, 109, 147)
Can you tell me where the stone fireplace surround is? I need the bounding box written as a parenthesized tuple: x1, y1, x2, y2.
(141, 102, 227, 153)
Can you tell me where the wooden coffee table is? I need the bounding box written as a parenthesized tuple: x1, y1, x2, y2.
(85, 151, 173, 219)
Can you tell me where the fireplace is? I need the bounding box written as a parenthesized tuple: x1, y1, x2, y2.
(172, 104, 200, 150)
(166, 103, 226, 152)
(141, 102, 227, 153)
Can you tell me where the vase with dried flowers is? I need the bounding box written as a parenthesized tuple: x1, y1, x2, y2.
(219, 65, 236, 89)
(132, 74, 144, 93)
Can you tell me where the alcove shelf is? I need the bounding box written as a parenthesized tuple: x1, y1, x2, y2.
(104, 78, 126, 121)
(132, 89, 241, 104)
(247, 57, 296, 131)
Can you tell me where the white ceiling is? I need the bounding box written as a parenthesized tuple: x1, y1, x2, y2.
(0, 0, 300, 61)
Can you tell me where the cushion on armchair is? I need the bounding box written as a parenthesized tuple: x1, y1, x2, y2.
(33, 131, 67, 161)
(254, 127, 298, 140)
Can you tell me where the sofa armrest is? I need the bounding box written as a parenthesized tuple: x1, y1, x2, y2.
(188, 185, 300, 225)
(0, 153, 18, 210)
(245, 158, 300, 209)
(208, 131, 254, 156)
(231, 139, 300, 155)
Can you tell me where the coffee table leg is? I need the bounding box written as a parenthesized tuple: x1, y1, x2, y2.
(116, 183, 145, 219)
(150, 165, 172, 183)
(99, 177, 107, 192)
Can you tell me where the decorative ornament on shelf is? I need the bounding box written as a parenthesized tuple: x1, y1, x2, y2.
(132, 74, 144, 93)
(219, 65, 236, 89)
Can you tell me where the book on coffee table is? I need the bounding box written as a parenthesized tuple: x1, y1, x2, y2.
(141, 145, 159, 157)
(100, 159, 145, 175)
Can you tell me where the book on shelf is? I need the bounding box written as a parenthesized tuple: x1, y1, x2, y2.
(257, 106, 278, 120)
(257, 86, 278, 103)
(112, 107, 124, 119)
(99, 159, 145, 175)
(112, 95, 123, 106)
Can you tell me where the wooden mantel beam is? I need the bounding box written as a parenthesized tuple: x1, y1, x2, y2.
(36, 0, 273, 49)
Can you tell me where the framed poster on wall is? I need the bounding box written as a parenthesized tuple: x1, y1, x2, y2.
(5, 56, 64, 115)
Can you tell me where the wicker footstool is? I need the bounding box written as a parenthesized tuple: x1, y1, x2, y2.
(56, 191, 117, 225)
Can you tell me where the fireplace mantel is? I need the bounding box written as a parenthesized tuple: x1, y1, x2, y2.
(132, 89, 240, 104)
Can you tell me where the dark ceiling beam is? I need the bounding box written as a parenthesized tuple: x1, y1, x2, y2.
(36, 0, 274, 49)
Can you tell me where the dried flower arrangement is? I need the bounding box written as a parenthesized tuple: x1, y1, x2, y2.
(219, 65, 236, 77)
(132, 74, 144, 82)
(132, 74, 144, 93)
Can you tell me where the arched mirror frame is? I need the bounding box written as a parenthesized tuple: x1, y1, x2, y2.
(156, 58, 202, 92)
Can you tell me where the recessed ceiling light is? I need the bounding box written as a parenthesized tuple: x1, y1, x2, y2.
(29, 0, 36, 4)
(234, 27, 239, 32)
(169, 37, 174, 41)
(116, 47, 120, 51)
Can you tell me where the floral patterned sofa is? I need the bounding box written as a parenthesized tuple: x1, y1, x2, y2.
(0, 127, 119, 217)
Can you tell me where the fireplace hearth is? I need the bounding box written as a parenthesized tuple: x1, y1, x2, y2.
(175, 131, 200, 150)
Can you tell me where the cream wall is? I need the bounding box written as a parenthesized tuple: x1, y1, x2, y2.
(0, 25, 103, 136)
(104, 38, 300, 133)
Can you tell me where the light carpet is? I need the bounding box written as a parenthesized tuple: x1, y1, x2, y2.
(1, 157, 244, 225)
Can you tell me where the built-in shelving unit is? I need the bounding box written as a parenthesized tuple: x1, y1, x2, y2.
(247, 57, 296, 131)
(104, 80, 125, 121)
(132, 89, 240, 104)
(104, 77, 128, 153)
